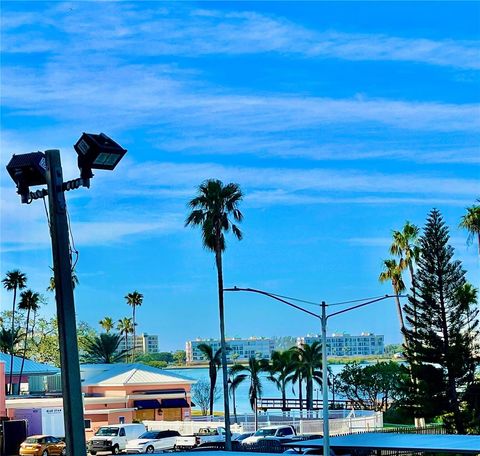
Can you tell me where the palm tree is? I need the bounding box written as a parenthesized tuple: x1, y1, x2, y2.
(82, 333, 127, 364)
(197, 343, 222, 416)
(267, 349, 295, 411)
(292, 342, 323, 411)
(230, 357, 267, 429)
(459, 202, 480, 255)
(0, 327, 22, 355)
(185, 179, 243, 450)
(47, 269, 79, 291)
(124, 291, 143, 361)
(2, 269, 27, 394)
(228, 367, 247, 423)
(99, 317, 114, 333)
(117, 317, 134, 362)
(390, 221, 421, 330)
(379, 259, 407, 343)
(17, 290, 41, 394)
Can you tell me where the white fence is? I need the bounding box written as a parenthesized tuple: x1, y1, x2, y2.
(144, 411, 382, 436)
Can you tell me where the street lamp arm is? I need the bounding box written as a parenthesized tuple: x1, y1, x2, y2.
(223, 286, 320, 319)
(327, 294, 405, 320)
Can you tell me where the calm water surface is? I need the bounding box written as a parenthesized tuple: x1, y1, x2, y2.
(169, 365, 346, 414)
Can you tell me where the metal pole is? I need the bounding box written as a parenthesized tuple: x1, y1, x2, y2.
(45, 150, 87, 456)
(321, 301, 330, 456)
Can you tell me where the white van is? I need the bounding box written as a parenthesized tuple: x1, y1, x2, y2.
(88, 423, 146, 455)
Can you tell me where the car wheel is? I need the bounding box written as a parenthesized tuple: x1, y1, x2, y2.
(61, 448, 66, 456)
(90, 452, 97, 455)
(42, 451, 48, 456)
(145, 446, 154, 454)
(112, 445, 120, 455)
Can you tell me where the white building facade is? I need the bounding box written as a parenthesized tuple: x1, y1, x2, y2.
(186, 337, 275, 364)
(297, 332, 384, 356)
(118, 333, 159, 354)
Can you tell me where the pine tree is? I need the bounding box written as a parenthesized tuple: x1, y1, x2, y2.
(403, 209, 479, 433)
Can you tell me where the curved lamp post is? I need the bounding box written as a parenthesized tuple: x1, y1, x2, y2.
(224, 286, 403, 456)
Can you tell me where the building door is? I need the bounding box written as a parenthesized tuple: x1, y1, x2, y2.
(162, 408, 182, 421)
(134, 409, 155, 421)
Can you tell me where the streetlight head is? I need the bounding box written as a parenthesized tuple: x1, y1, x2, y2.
(6, 152, 47, 203)
(74, 133, 127, 179)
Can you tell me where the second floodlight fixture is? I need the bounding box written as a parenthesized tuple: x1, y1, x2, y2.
(74, 133, 127, 186)
(6, 152, 47, 203)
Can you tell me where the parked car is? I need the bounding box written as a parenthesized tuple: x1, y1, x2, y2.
(175, 427, 227, 449)
(126, 430, 180, 454)
(233, 432, 254, 442)
(19, 435, 66, 456)
(88, 423, 146, 455)
(242, 425, 297, 445)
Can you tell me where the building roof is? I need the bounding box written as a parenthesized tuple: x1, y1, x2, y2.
(0, 354, 59, 376)
(80, 363, 196, 386)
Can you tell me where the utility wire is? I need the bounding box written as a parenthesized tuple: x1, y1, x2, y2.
(328, 295, 392, 306)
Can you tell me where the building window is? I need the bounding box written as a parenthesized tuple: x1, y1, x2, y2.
(84, 419, 92, 429)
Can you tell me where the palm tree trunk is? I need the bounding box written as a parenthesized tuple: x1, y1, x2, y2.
(299, 376, 303, 413)
(209, 368, 215, 416)
(215, 247, 232, 451)
(132, 305, 136, 363)
(18, 307, 31, 395)
(9, 287, 17, 395)
(232, 386, 237, 424)
(306, 376, 313, 411)
(281, 381, 286, 410)
(394, 291, 407, 345)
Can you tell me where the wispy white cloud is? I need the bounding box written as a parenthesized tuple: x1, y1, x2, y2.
(2, 4, 478, 69)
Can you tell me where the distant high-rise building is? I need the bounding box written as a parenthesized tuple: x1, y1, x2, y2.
(186, 337, 275, 364)
(118, 333, 159, 354)
(297, 332, 384, 356)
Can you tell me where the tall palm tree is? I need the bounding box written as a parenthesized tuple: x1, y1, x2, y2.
(390, 221, 421, 330)
(197, 343, 222, 416)
(459, 202, 480, 255)
(185, 178, 244, 449)
(230, 357, 267, 429)
(2, 270, 27, 394)
(124, 291, 143, 361)
(379, 259, 407, 343)
(267, 349, 295, 411)
(82, 333, 127, 364)
(99, 317, 115, 333)
(117, 317, 134, 362)
(47, 269, 79, 291)
(17, 290, 41, 394)
(228, 367, 247, 423)
(292, 342, 323, 411)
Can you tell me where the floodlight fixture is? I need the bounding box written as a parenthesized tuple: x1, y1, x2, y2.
(6, 152, 47, 203)
(74, 133, 127, 185)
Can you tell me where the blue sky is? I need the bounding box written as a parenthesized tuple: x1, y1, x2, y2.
(1, 1, 479, 351)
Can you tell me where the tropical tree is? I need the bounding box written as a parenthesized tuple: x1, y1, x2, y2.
(2, 269, 27, 394)
(192, 378, 221, 416)
(197, 343, 222, 416)
(185, 178, 244, 449)
(292, 342, 323, 411)
(99, 317, 115, 333)
(228, 367, 247, 423)
(403, 209, 479, 433)
(17, 290, 41, 394)
(81, 333, 127, 364)
(124, 291, 143, 361)
(379, 259, 407, 343)
(230, 357, 268, 429)
(0, 327, 22, 355)
(459, 201, 480, 255)
(47, 269, 79, 291)
(117, 317, 134, 362)
(267, 349, 295, 411)
(390, 222, 421, 329)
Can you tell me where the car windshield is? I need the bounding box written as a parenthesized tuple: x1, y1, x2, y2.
(95, 428, 119, 436)
(138, 432, 159, 439)
(25, 438, 40, 444)
(254, 429, 276, 436)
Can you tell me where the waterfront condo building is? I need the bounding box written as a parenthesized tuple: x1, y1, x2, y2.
(297, 332, 385, 356)
(186, 337, 275, 364)
(118, 333, 159, 354)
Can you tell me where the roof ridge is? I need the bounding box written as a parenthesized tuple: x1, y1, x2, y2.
(124, 366, 139, 384)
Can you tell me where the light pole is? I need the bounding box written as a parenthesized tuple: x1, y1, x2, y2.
(224, 287, 401, 456)
(6, 134, 126, 456)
